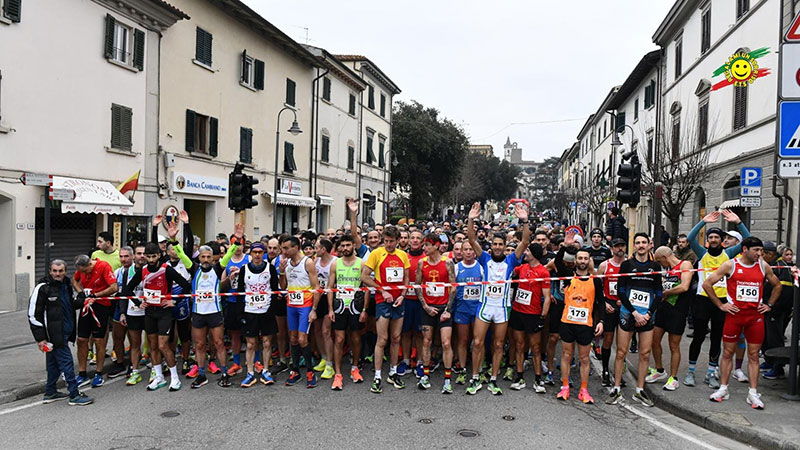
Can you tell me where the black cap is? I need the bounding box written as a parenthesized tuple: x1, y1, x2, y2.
(590, 228, 603, 237)
(528, 242, 545, 261)
(707, 227, 724, 239)
(611, 238, 626, 247)
(764, 241, 778, 252)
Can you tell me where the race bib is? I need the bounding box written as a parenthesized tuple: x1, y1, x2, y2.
(629, 289, 650, 309)
(385, 266, 403, 283)
(196, 290, 215, 303)
(713, 277, 727, 289)
(736, 285, 760, 303)
(485, 284, 504, 300)
(566, 306, 589, 324)
(288, 291, 304, 306)
(144, 288, 162, 305)
(426, 284, 445, 297)
(247, 293, 267, 308)
(608, 281, 618, 296)
(337, 288, 355, 307)
(515, 289, 532, 306)
(463, 286, 481, 301)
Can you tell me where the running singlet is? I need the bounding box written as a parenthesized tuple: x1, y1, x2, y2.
(285, 256, 313, 308)
(335, 259, 362, 308)
(243, 264, 273, 314)
(477, 251, 522, 307)
(455, 261, 484, 304)
(725, 258, 766, 311)
(512, 263, 551, 315)
(697, 251, 729, 298)
(365, 247, 411, 303)
(74, 259, 115, 307)
(117, 266, 144, 317)
(602, 260, 621, 302)
(170, 260, 191, 295)
(192, 267, 221, 314)
(662, 262, 683, 306)
(316, 257, 336, 290)
(421, 257, 449, 306)
(225, 255, 249, 303)
(142, 264, 170, 307)
(561, 277, 596, 327)
(405, 251, 426, 300)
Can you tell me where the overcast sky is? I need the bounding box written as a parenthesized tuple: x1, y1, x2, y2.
(247, 0, 675, 161)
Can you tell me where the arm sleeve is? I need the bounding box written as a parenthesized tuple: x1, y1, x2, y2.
(237, 266, 247, 293)
(151, 225, 158, 244)
(166, 266, 192, 293)
(183, 222, 194, 254)
(220, 243, 238, 268)
(173, 243, 193, 270)
(554, 247, 567, 274)
(687, 220, 707, 257)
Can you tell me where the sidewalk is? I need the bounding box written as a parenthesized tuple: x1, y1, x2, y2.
(625, 322, 800, 450)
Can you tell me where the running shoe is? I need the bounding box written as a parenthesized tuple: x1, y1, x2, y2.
(746, 391, 765, 409)
(663, 376, 679, 391)
(544, 371, 555, 386)
(709, 386, 730, 402)
(417, 375, 431, 390)
(633, 390, 653, 407)
(68, 393, 94, 406)
(350, 367, 364, 383)
(88, 350, 96, 365)
(532, 382, 546, 394)
(191, 374, 208, 389)
(185, 365, 199, 379)
(487, 381, 503, 395)
(466, 378, 482, 395)
(364, 355, 374, 363)
(76, 375, 91, 389)
(42, 392, 70, 404)
(708, 370, 720, 389)
(313, 358, 327, 372)
(169, 377, 182, 392)
(732, 368, 749, 383)
(307, 371, 318, 388)
(602, 371, 612, 387)
(321, 365, 335, 380)
(556, 386, 570, 401)
(147, 377, 167, 391)
(370, 378, 383, 394)
(91, 373, 104, 388)
(126, 370, 142, 386)
(226, 363, 242, 376)
(441, 380, 453, 394)
(181, 360, 191, 375)
(271, 360, 289, 375)
(148, 370, 155, 383)
(241, 373, 257, 388)
(286, 370, 302, 386)
(759, 362, 772, 372)
(455, 372, 467, 385)
(578, 388, 594, 404)
(605, 389, 623, 405)
(396, 361, 409, 377)
(415, 364, 424, 379)
(510, 378, 526, 390)
(108, 362, 127, 379)
(208, 361, 221, 374)
(331, 374, 343, 391)
(387, 373, 406, 389)
(645, 368, 667, 384)
(217, 373, 232, 388)
(503, 367, 514, 381)
(255, 361, 265, 373)
(763, 367, 785, 380)
(684, 371, 696, 387)
(260, 371, 275, 385)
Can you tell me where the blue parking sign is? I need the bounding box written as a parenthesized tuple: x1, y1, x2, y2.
(779, 101, 800, 157)
(740, 167, 761, 187)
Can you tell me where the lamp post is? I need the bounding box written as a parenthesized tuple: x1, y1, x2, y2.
(382, 149, 398, 223)
(273, 107, 302, 234)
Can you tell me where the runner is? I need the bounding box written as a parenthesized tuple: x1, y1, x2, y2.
(703, 237, 781, 409)
(597, 238, 626, 386)
(119, 244, 147, 386)
(509, 242, 551, 393)
(607, 232, 662, 407)
(266, 237, 289, 375)
(453, 242, 484, 385)
(361, 225, 410, 393)
(544, 235, 580, 387)
(165, 238, 194, 375)
(312, 239, 336, 381)
(108, 246, 136, 379)
(220, 231, 250, 377)
(585, 228, 612, 268)
(465, 201, 530, 395)
(400, 230, 425, 377)
(415, 234, 457, 393)
(648, 246, 693, 391)
(326, 235, 366, 390)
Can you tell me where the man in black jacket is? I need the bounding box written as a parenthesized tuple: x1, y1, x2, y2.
(28, 260, 94, 406)
(605, 208, 627, 244)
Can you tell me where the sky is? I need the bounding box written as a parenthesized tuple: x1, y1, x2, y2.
(246, 0, 675, 161)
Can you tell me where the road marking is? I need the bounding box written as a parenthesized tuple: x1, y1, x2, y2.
(0, 371, 128, 416)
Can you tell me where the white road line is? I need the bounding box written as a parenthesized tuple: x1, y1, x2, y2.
(0, 372, 128, 417)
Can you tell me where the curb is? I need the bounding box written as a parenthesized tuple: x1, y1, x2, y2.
(0, 359, 115, 406)
(626, 357, 800, 450)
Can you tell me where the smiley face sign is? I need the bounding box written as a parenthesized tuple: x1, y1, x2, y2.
(724, 52, 759, 87)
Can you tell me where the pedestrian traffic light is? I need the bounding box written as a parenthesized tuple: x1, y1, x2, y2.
(616, 154, 641, 207)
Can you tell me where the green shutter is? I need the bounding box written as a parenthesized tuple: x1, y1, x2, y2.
(209, 117, 218, 157)
(616, 112, 625, 133)
(368, 85, 375, 109)
(349, 94, 356, 115)
(239, 127, 252, 163)
(323, 78, 331, 101)
(284, 142, 297, 172)
(254, 59, 265, 90)
(348, 146, 354, 169)
(196, 28, 212, 65)
(366, 135, 375, 164)
(133, 29, 145, 71)
(4, 0, 21, 22)
(378, 141, 385, 168)
(121, 106, 132, 150)
(185, 109, 196, 152)
(321, 135, 330, 162)
(111, 105, 121, 148)
(104, 14, 115, 59)
(286, 79, 296, 106)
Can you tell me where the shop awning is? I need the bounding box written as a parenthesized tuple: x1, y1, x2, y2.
(263, 192, 316, 208)
(317, 195, 335, 206)
(52, 176, 133, 215)
(719, 199, 741, 209)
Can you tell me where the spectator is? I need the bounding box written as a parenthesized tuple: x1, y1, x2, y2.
(604, 207, 628, 243)
(28, 260, 94, 406)
(673, 233, 697, 265)
(659, 225, 670, 247)
(91, 231, 121, 271)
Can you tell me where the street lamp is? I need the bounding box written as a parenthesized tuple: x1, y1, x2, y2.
(382, 149, 398, 223)
(273, 107, 302, 234)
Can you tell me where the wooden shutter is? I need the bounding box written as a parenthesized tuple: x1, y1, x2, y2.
(734, 86, 747, 130)
(366, 135, 375, 164)
(121, 106, 132, 150)
(133, 29, 145, 71)
(349, 94, 356, 115)
(323, 78, 331, 101)
(254, 59, 265, 90)
(3, 0, 21, 22)
(286, 79, 296, 106)
(104, 14, 116, 59)
(240, 50, 248, 82)
(209, 117, 218, 157)
(616, 112, 625, 133)
(196, 28, 212, 65)
(111, 105, 121, 148)
(380, 94, 386, 116)
(321, 135, 330, 162)
(348, 146, 354, 169)
(378, 140, 385, 167)
(185, 109, 196, 152)
(284, 142, 297, 172)
(368, 85, 375, 109)
(240, 127, 253, 163)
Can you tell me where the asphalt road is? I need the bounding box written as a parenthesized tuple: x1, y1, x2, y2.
(0, 360, 755, 450)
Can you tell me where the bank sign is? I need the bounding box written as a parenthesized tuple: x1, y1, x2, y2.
(172, 172, 228, 197)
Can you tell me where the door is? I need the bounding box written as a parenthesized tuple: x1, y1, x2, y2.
(184, 199, 207, 243)
(35, 208, 95, 280)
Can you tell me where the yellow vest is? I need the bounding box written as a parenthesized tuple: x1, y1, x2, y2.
(697, 251, 729, 297)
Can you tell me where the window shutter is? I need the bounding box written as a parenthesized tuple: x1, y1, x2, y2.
(380, 95, 386, 116)
(121, 106, 132, 150)
(209, 117, 218, 157)
(349, 94, 356, 115)
(185, 109, 196, 152)
(616, 112, 625, 133)
(323, 78, 331, 101)
(286, 79, 296, 106)
(321, 135, 330, 162)
(378, 141, 385, 168)
(348, 146, 355, 169)
(3, 0, 21, 22)
(111, 105, 121, 148)
(247, 128, 253, 163)
(196, 28, 212, 65)
(239, 127, 252, 163)
(366, 135, 375, 164)
(241, 50, 247, 82)
(133, 29, 145, 71)
(254, 59, 265, 90)
(284, 142, 297, 172)
(368, 85, 375, 109)
(104, 14, 116, 59)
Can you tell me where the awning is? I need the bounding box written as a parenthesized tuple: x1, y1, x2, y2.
(317, 195, 335, 206)
(719, 199, 741, 209)
(263, 192, 316, 208)
(52, 176, 133, 215)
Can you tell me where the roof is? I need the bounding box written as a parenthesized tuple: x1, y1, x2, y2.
(302, 45, 367, 91)
(652, 0, 700, 45)
(576, 114, 595, 140)
(607, 50, 661, 110)
(334, 54, 401, 94)
(148, 0, 189, 19)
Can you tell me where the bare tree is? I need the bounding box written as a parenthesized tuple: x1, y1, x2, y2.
(579, 177, 613, 228)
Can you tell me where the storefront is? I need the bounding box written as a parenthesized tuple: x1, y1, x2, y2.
(171, 171, 228, 243)
(263, 179, 315, 235)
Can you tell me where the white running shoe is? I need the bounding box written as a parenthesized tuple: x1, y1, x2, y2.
(746, 391, 764, 409)
(732, 368, 749, 383)
(645, 368, 668, 384)
(709, 386, 729, 402)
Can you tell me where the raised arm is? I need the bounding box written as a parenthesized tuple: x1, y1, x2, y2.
(466, 202, 483, 256)
(347, 198, 363, 250)
(688, 211, 720, 257)
(513, 203, 531, 261)
(721, 210, 750, 258)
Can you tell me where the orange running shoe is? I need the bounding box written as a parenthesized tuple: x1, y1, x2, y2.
(578, 388, 594, 404)
(208, 361, 221, 374)
(350, 366, 364, 383)
(331, 374, 343, 390)
(227, 363, 242, 376)
(556, 386, 570, 401)
(254, 361, 264, 373)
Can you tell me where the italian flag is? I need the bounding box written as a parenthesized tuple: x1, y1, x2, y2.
(117, 170, 140, 195)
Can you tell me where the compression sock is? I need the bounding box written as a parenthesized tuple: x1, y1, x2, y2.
(290, 344, 301, 370)
(601, 347, 611, 372)
(302, 345, 313, 374)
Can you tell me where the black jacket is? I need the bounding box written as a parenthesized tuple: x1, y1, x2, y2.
(28, 276, 80, 348)
(605, 216, 627, 241)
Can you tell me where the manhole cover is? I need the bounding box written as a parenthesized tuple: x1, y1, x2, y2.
(418, 418, 433, 424)
(160, 411, 180, 418)
(458, 429, 479, 438)
(502, 415, 515, 421)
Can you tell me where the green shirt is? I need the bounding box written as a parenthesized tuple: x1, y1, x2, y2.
(91, 249, 121, 271)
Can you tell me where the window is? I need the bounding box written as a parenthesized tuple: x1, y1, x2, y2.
(285, 78, 296, 106)
(736, 0, 749, 19)
(110, 104, 132, 151)
(674, 36, 683, 78)
(240, 51, 265, 90)
(380, 94, 386, 117)
(701, 7, 711, 54)
(378, 136, 386, 168)
(671, 113, 681, 158)
(616, 112, 625, 133)
(347, 144, 355, 170)
(321, 134, 330, 162)
(603, 120, 607, 137)
(734, 85, 747, 130)
(240, 127, 253, 164)
(284, 142, 297, 173)
(634, 98, 639, 121)
(366, 132, 376, 164)
(348, 93, 356, 115)
(644, 80, 656, 108)
(185, 109, 218, 157)
(2, 0, 21, 22)
(195, 27, 213, 66)
(698, 97, 709, 146)
(322, 77, 331, 102)
(104, 15, 144, 71)
(646, 130, 654, 166)
(368, 85, 375, 109)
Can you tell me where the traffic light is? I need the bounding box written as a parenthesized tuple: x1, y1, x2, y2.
(228, 163, 259, 211)
(616, 154, 641, 206)
(241, 173, 259, 209)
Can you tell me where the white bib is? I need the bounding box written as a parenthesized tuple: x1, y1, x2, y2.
(515, 289, 532, 306)
(288, 291, 304, 306)
(385, 266, 403, 283)
(463, 286, 481, 301)
(566, 306, 589, 324)
(426, 284, 445, 297)
(608, 281, 618, 296)
(736, 284, 760, 303)
(143, 288, 162, 305)
(629, 289, 650, 309)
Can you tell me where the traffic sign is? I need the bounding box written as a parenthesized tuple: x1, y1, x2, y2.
(48, 188, 75, 201)
(779, 101, 800, 157)
(740, 197, 762, 208)
(781, 43, 800, 99)
(779, 158, 800, 178)
(740, 167, 761, 196)
(21, 172, 52, 186)
(787, 9, 800, 41)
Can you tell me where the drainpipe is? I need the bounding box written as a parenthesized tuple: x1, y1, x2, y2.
(309, 66, 329, 230)
(772, 151, 785, 244)
(785, 178, 794, 247)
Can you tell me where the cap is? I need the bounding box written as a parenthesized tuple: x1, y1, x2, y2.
(706, 227, 725, 239)
(439, 234, 449, 244)
(250, 242, 265, 251)
(611, 238, 627, 247)
(528, 242, 545, 261)
(590, 228, 603, 237)
(574, 235, 584, 247)
(158, 235, 168, 243)
(725, 230, 743, 242)
(216, 232, 228, 239)
(764, 241, 778, 252)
